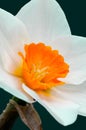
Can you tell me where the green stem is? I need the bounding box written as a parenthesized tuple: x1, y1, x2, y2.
(12, 96, 26, 106)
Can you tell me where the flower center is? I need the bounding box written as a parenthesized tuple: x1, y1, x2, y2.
(19, 43, 69, 90)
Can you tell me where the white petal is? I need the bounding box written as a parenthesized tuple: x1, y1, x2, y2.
(56, 82, 86, 116)
(22, 84, 79, 126)
(17, 0, 71, 43)
(0, 67, 33, 103)
(0, 9, 29, 74)
(52, 35, 86, 84)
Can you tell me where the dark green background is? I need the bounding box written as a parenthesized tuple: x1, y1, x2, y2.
(0, 0, 86, 129)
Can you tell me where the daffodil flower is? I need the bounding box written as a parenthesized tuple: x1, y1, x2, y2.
(0, 0, 86, 126)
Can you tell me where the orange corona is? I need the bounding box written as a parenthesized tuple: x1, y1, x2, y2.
(19, 43, 69, 91)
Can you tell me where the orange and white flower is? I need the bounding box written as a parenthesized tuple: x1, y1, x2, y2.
(0, 0, 86, 126)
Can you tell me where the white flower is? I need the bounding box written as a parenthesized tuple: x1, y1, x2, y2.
(0, 0, 86, 126)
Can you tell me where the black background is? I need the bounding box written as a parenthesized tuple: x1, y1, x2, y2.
(0, 0, 86, 130)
